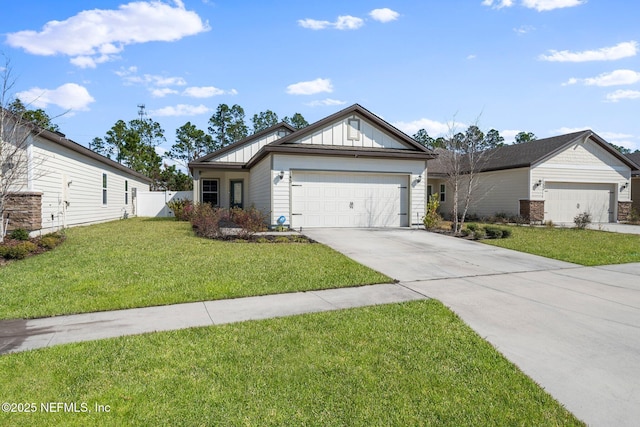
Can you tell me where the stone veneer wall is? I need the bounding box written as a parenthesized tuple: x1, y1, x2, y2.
(4, 192, 42, 232)
(519, 200, 545, 223)
(618, 201, 632, 222)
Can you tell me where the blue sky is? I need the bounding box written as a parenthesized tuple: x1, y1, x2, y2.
(2, 0, 640, 161)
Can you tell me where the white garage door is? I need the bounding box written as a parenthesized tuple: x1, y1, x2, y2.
(545, 182, 615, 223)
(291, 172, 409, 228)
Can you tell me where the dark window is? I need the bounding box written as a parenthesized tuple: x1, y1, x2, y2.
(439, 184, 446, 202)
(125, 180, 129, 205)
(202, 179, 219, 206)
(102, 173, 108, 205)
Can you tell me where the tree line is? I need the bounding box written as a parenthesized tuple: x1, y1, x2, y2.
(412, 126, 537, 150)
(88, 104, 309, 191)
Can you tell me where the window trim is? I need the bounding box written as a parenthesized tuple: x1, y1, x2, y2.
(102, 173, 108, 206)
(347, 118, 361, 141)
(124, 180, 129, 205)
(202, 179, 220, 206)
(439, 184, 446, 203)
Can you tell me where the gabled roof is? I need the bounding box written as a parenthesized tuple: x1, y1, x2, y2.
(270, 103, 433, 153)
(192, 121, 296, 164)
(190, 104, 436, 171)
(429, 130, 638, 175)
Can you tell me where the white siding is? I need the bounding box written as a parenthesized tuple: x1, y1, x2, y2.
(272, 154, 426, 226)
(532, 139, 631, 202)
(210, 130, 290, 163)
(31, 138, 150, 233)
(291, 114, 410, 150)
(468, 168, 529, 217)
(249, 156, 271, 215)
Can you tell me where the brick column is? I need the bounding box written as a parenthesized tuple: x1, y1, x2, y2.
(520, 200, 544, 223)
(4, 192, 43, 231)
(618, 201, 632, 222)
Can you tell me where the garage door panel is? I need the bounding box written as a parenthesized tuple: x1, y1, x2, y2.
(545, 182, 614, 223)
(291, 172, 408, 228)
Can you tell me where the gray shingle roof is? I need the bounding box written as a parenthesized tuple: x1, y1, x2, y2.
(429, 130, 637, 175)
(626, 152, 640, 175)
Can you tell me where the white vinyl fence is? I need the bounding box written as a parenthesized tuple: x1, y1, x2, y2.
(136, 191, 192, 217)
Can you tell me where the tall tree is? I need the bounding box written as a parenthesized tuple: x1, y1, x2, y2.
(513, 131, 536, 144)
(207, 104, 248, 149)
(485, 129, 505, 148)
(156, 164, 193, 191)
(251, 110, 279, 133)
(7, 98, 60, 133)
(283, 113, 309, 129)
(168, 122, 215, 169)
(413, 129, 435, 148)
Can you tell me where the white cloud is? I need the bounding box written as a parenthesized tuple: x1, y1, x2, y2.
(6, 1, 209, 67)
(605, 90, 640, 102)
(500, 130, 522, 141)
(467, 54, 477, 60)
(514, 25, 535, 35)
(522, 0, 585, 11)
(182, 86, 227, 98)
(297, 19, 332, 30)
(150, 88, 179, 98)
(335, 15, 364, 30)
(369, 8, 399, 23)
(540, 41, 638, 62)
(150, 104, 211, 117)
(564, 70, 640, 87)
(305, 98, 347, 107)
(481, 0, 514, 9)
(553, 127, 639, 150)
(392, 118, 457, 137)
(286, 78, 333, 95)
(16, 83, 95, 111)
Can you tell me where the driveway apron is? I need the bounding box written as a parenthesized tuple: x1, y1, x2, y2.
(304, 228, 640, 427)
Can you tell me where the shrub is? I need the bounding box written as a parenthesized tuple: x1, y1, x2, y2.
(4, 241, 38, 259)
(40, 236, 60, 249)
(484, 226, 503, 239)
(274, 236, 291, 243)
(628, 208, 640, 225)
(545, 220, 555, 228)
(256, 237, 270, 243)
(229, 207, 268, 239)
(9, 228, 30, 241)
(167, 198, 193, 221)
(190, 203, 227, 239)
(574, 212, 592, 229)
(422, 194, 442, 230)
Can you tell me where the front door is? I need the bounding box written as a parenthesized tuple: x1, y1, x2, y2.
(230, 180, 243, 209)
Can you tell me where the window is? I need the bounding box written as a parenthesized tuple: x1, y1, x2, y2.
(347, 118, 360, 141)
(202, 179, 219, 206)
(439, 184, 446, 202)
(101, 173, 108, 205)
(427, 185, 433, 199)
(125, 180, 129, 205)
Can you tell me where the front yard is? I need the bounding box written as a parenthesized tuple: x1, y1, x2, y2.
(479, 224, 640, 266)
(0, 218, 389, 320)
(0, 300, 583, 426)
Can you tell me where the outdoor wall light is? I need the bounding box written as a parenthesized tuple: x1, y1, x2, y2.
(416, 175, 422, 183)
(534, 179, 542, 189)
(278, 170, 285, 179)
(621, 182, 629, 190)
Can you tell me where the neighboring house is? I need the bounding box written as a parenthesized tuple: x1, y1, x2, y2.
(626, 152, 640, 213)
(428, 130, 636, 223)
(3, 124, 151, 235)
(189, 104, 435, 228)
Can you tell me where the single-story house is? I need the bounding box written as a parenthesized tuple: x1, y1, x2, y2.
(189, 104, 436, 228)
(2, 114, 152, 235)
(626, 152, 640, 213)
(428, 130, 636, 223)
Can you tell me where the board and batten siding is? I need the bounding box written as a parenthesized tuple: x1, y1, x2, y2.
(211, 130, 291, 163)
(291, 115, 409, 150)
(248, 156, 271, 215)
(31, 138, 149, 233)
(271, 154, 426, 226)
(531, 139, 631, 201)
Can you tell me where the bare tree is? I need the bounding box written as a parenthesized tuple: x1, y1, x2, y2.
(440, 120, 494, 235)
(0, 56, 53, 241)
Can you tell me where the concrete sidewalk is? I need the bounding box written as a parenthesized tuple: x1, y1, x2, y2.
(0, 283, 427, 355)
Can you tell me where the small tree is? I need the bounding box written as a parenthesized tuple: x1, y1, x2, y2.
(422, 193, 442, 230)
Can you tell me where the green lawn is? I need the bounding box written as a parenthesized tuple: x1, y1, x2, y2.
(0, 218, 389, 320)
(481, 225, 640, 266)
(0, 300, 583, 426)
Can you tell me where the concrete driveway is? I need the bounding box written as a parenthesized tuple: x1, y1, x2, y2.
(304, 228, 640, 427)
